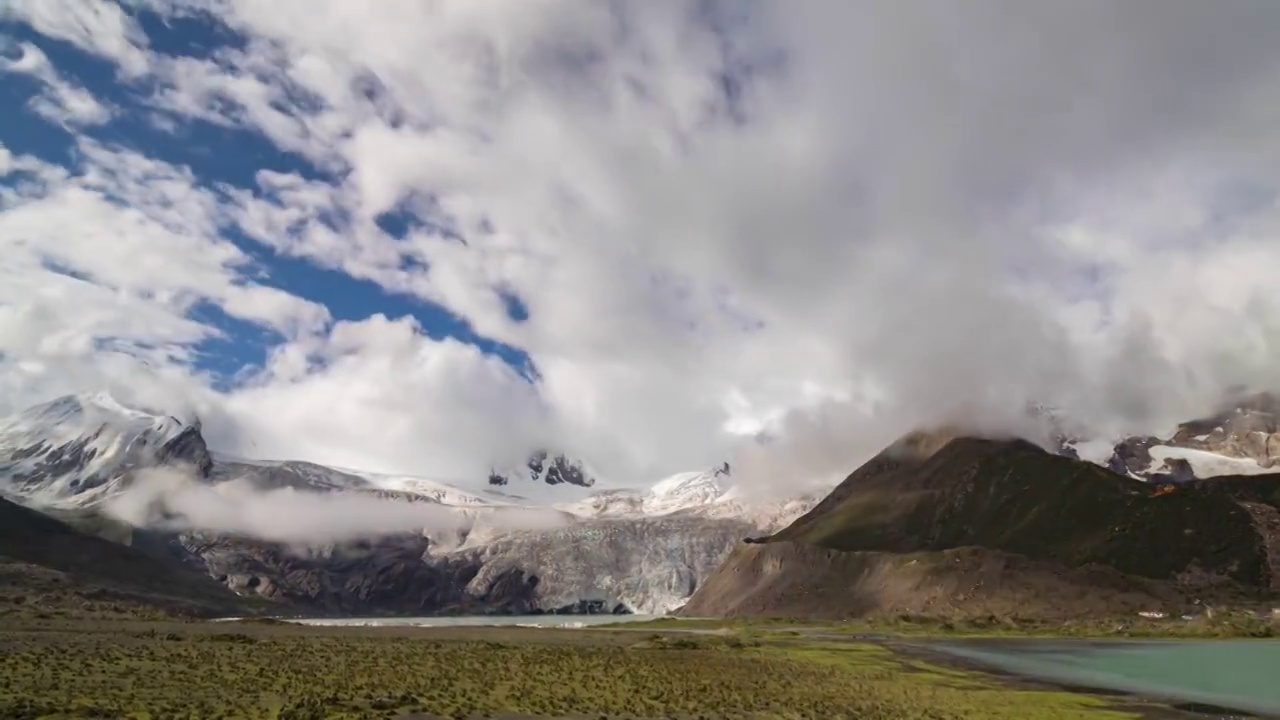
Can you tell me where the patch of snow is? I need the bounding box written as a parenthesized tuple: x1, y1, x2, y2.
(1065, 439, 1116, 465)
(555, 489, 647, 518)
(1147, 445, 1274, 479)
(355, 472, 502, 507)
(642, 470, 731, 515)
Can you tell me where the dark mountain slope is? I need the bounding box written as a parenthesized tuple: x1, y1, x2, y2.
(178, 531, 541, 616)
(683, 434, 1280, 620)
(0, 496, 256, 618)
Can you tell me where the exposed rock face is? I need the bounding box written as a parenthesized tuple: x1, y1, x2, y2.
(178, 532, 540, 616)
(488, 452, 595, 489)
(155, 423, 215, 478)
(1055, 394, 1280, 480)
(1175, 396, 1280, 467)
(174, 514, 757, 616)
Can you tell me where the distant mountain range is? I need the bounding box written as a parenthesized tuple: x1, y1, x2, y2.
(5, 391, 1280, 620)
(0, 393, 816, 616)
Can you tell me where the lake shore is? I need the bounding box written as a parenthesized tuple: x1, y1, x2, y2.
(891, 638, 1280, 720)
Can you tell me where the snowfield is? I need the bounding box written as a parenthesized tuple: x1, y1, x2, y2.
(1146, 444, 1274, 478)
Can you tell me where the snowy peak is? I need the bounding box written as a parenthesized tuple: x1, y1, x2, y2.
(0, 394, 814, 531)
(1061, 393, 1280, 481)
(350, 471, 502, 508)
(552, 467, 733, 519)
(548, 462, 820, 531)
(0, 392, 213, 506)
(5, 392, 187, 440)
(642, 469, 732, 515)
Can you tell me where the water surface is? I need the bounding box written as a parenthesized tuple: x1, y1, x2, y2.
(283, 614, 658, 628)
(931, 639, 1280, 717)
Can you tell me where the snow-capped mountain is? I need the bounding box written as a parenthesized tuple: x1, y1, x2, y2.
(0, 393, 819, 616)
(207, 457, 502, 508)
(0, 393, 212, 507)
(0, 392, 805, 521)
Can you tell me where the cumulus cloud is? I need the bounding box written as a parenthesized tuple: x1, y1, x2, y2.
(3, 1, 1280, 490)
(209, 315, 551, 479)
(104, 466, 568, 545)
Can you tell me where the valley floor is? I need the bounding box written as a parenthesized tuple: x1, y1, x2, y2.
(0, 616, 1245, 720)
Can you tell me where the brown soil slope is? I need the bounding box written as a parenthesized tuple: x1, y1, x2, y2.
(682, 434, 1280, 620)
(679, 544, 1199, 620)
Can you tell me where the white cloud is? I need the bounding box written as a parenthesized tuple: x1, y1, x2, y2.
(0, 41, 113, 127)
(1, 0, 151, 77)
(4, 1, 1280, 490)
(0, 138, 329, 419)
(0, 140, 330, 337)
(211, 315, 551, 480)
(105, 466, 569, 545)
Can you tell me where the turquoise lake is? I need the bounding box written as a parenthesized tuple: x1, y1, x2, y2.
(931, 638, 1280, 716)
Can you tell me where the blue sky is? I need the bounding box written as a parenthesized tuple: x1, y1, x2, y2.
(1, 7, 535, 390)
(2, 1, 1278, 483)
(0, 0, 800, 480)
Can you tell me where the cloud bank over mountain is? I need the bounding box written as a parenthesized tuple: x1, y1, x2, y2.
(2, 1, 1280, 488)
(104, 466, 569, 546)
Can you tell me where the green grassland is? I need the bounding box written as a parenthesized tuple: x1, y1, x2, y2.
(0, 617, 1169, 720)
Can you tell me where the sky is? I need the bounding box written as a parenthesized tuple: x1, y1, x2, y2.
(2, 1, 1280, 490)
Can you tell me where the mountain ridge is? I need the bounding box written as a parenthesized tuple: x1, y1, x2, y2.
(0, 393, 814, 616)
(681, 432, 1280, 620)
(13, 391, 1280, 619)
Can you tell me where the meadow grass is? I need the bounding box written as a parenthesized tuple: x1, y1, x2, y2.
(0, 618, 1153, 720)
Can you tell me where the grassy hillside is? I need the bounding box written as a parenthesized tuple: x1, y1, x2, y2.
(773, 436, 1277, 590)
(0, 497, 259, 619)
(684, 434, 1280, 620)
